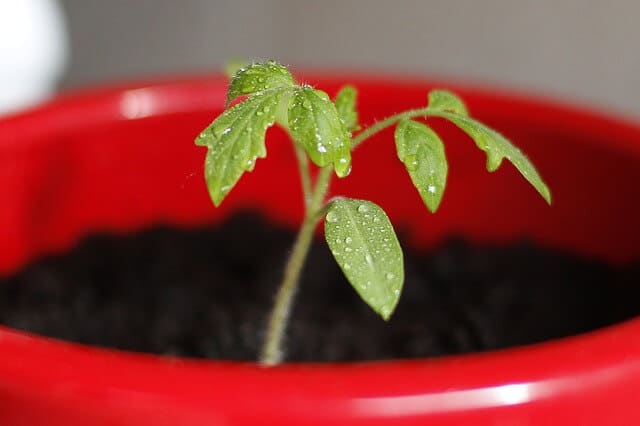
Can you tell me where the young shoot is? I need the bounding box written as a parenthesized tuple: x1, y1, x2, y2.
(195, 61, 551, 365)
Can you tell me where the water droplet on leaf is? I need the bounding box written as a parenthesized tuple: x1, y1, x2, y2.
(326, 211, 339, 223)
(357, 204, 370, 214)
(405, 154, 419, 170)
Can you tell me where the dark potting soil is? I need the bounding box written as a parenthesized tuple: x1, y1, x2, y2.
(0, 212, 638, 362)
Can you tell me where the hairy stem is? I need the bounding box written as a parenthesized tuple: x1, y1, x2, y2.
(260, 166, 333, 365)
(352, 107, 432, 148)
(293, 143, 312, 208)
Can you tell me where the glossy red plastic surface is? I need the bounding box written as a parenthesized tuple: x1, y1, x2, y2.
(0, 74, 639, 425)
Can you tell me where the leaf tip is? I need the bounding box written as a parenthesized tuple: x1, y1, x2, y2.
(334, 157, 352, 178)
(426, 199, 441, 214)
(379, 306, 395, 321)
(208, 187, 225, 208)
(541, 185, 552, 205)
(378, 295, 402, 321)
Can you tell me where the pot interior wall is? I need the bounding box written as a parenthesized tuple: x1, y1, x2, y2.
(1, 76, 639, 275)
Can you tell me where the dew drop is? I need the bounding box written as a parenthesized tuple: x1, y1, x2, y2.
(344, 246, 353, 253)
(357, 204, 370, 214)
(344, 263, 351, 270)
(386, 272, 395, 280)
(345, 237, 353, 244)
(428, 185, 437, 194)
(405, 154, 419, 170)
(317, 143, 328, 153)
(326, 211, 339, 223)
(365, 253, 373, 263)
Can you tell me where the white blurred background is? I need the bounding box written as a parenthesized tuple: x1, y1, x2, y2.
(2, 0, 639, 117)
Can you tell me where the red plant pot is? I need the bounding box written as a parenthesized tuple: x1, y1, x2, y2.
(0, 74, 639, 425)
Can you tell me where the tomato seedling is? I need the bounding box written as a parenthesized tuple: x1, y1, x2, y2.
(196, 61, 551, 365)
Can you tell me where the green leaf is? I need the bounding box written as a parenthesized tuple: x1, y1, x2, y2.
(288, 86, 352, 177)
(324, 198, 404, 320)
(226, 61, 295, 106)
(428, 90, 468, 116)
(395, 120, 448, 212)
(439, 112, 551, 204)
(334, 85, 359, 132)
(195, 90, 284, 206)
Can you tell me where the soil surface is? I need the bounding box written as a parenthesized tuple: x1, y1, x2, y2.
(1, 213, 638, 362)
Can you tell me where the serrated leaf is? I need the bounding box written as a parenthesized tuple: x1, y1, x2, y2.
(439, 112, 551, 204)
(395, 120, 448, 212)
(428, 90, 468, 116)
(288, 86, 352, 177)
(226, 61, 295, 106)
(195, 90, 283, 205)
(334, 85, 359, 132)
(324, 198, 404, 320)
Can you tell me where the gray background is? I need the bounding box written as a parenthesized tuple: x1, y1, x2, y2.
(59, 0, 640, 117)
